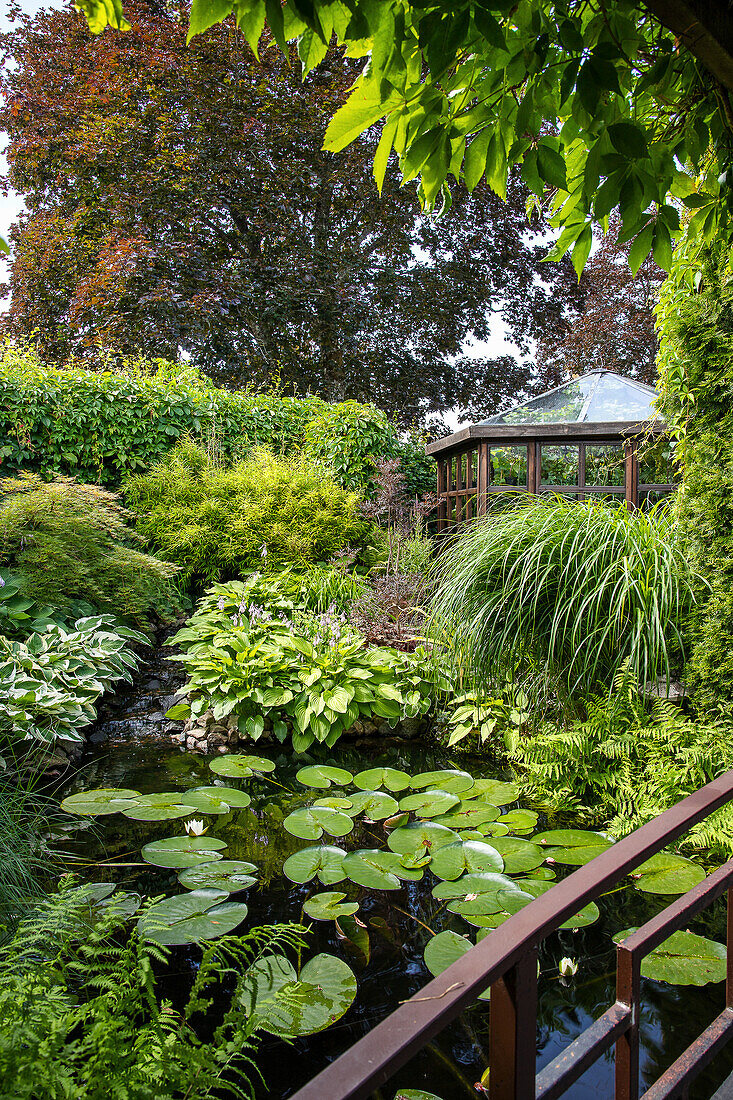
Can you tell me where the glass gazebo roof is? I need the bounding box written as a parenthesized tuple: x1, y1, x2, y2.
(482, 369, 660, 427)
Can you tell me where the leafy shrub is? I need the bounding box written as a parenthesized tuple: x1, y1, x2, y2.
(429, 496, 698, 705)
(0, 879, 308, 1099)
(0, 474, 178, 625)
(0, 340, 433, 494)
(0, 616, 145, 755)
(125, 442, 373, 583)
(168, 578, 438, 752)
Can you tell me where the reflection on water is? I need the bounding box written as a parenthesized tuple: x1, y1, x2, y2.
(59, 742, 733, 1099)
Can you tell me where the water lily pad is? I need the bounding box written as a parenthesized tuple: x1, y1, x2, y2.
(432, 803, 500, 829)
(464, 778, 520, 805)
(497, 809, 539, 835)
(283, 807, 354, 840)
(399, 789, 461, 818)
(480, 822, 510, 838)
(303, 891, 359, 921)
(423, 931, 490, 1000)
(313, 796, 353, 811)
(485, 837, 546, 873)
(123, 793, 199, 821)
(518, 880, 599, 928)
(188, 785, 252, 809)
(342, 849, 402, 890)
(614, 928, 726, 985)
(209, 754, 276, 778)
(432, 871, 522, 904)
(347, 790, 400, 820)
(240, 952, 357, 1037)
(141, 835, 227, 869)
(282, 846, 347, 886)
(297, 765, 354, 789)
(138, 888, 249, 945)
(393, 1092, 444, 1100)
(336, 913, 370, 966)
(178, 860, 258, 893)
(430, 840, 504, 881)
(387, 821, 460, 856)
(60, 787, 141, 816)
(449, 888, 533, 923)
(631, 852, 707, 895)
(353, 767, 411, 793)
(409, 770, 475, 795)
(174, 790, 231, 814)
(534, 829, 613, 865)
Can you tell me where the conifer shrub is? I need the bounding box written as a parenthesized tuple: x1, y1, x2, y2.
(125, 442, 373, 583)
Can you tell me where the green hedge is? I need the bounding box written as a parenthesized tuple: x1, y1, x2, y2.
(0, 342, 434, 495)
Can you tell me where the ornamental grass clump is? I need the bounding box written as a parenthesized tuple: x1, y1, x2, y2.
(429, 496, 699, 704)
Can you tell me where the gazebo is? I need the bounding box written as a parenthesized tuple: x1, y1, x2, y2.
(426, 369, 677, 533)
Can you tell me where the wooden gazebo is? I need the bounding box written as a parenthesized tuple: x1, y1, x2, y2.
(427, 370, 677, 533)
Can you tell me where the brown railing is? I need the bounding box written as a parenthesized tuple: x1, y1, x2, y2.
(290, 770, 733, 1100)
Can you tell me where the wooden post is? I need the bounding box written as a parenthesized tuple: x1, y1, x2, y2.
(624, 440, 639, 510)
(489, 951, 538, 1100)
(478, 442, 490, 515)
(615, 946, 640, 1100)
(455, 448, 464, 525)
(437, 458, 448, 533)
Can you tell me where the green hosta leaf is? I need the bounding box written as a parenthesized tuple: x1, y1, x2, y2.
(138, 889, 248, 945)
(122, 793, 199, 821)
(464, 779, 520, 806)
(387, 821, 460, 856)
(614, 928, 726, 986)
(141, 835, 227, 869)
(296, 765, 353, 789)
(209, 754, 276, 777)
(165, 703, 191, 720)
(60, 787, 140, 816)
(399, 789, 461, 818)
(178, 860, 258, 893)
(433, 803, 500, 829)
(424, 931, 490, 1001)
(478, 837, 545, 874)
(240, 952, 357, 1037)
(409, 770, 474, 795)
(188, 785, 252, 809)
(353, 767, 411, 792)
(283, 807, 354, 840)
(303, 891, 359, 921)
(631, 852, 706, 895)
(534, 829, 613, 866)
(430, 840, 504, 881)
(519, 880, 599, 928)
(347, 790, 399, 820)
(282, 845, 346, 886)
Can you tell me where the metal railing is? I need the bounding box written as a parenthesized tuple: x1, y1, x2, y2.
(290, 769, 733, 1100)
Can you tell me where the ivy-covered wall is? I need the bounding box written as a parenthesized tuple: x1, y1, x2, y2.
(0, 342, 434, 497)
(657, 243, 733, 713)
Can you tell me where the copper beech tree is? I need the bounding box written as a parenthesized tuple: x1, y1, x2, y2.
(0, 0, 582, 428)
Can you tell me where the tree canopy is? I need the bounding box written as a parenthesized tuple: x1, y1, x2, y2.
(67, 0, 733, 279)
(1, 0, 581, 426)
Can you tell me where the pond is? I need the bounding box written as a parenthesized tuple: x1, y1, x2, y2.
(57, 733, 733, 1100)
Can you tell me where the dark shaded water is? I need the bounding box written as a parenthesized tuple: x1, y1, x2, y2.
(58, 736, 733, 1100)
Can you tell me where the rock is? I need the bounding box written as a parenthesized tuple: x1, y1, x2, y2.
(186, 736, 201, 752)
(227, 727, 239, 746)
(170, 731, 186, 744)
(207, 729, 228, 750)
(644, 679, 687, 705)
(398, 717, 424, 739)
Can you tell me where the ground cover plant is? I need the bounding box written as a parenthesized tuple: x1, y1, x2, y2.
(167, 574, 441, 753)
(0, 473, 178, 626)
(125, 441, 373, 583)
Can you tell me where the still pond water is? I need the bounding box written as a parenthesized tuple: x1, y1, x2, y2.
(60, 739, 733, 1100)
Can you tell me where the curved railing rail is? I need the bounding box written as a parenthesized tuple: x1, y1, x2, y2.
(290, 769, 733, 1100)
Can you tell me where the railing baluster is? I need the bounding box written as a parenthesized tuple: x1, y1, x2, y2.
(728, 884, 733, 1010)
(489, 948, 538, 1100)
(616, 945, 640, 1100)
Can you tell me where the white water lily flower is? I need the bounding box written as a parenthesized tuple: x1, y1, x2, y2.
(185, 819, 206, 836)
(559, 957, 578, 977)
(465, 893, 479, 902)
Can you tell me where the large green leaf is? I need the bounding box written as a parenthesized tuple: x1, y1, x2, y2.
(432, 871, 521, 904)
(60, 787, 140, 816)
(296, 764, 354, 789)
(518, 880, 599, 928)
(614, 928, 726, 985)
(484, 837, 546, 873)
(449, 888, 533, 924)
(631, 852, 706, 895)
(174, 790, 232, 814)
(240, 952, 357, 1037)
(409, 770, 474, 795)
(534, 829, 612, 865)
(392, 1092, 445, 1100)
(430, 840, 504, 881)
(342, 849, 402, 890)
(423, 931, 490, 1001)
(138, 888, 248, 945)
(433, 803, 499, 829)
(178, 860, 258, 893)
(303, 891, 359, 921)
(188, 785, 252, 809)
(387, 821, 460, 856)
(399, 789, 461, 818)
(282, 845, 347, 885)
(464, 779, 520, 806)
(142, 835, 228, 869)
(283, 806, 354, 840)
(122, 793, 199, 821)
(347, 790, 400, 820)
(497, 809, 538, 835)
(337, 913, 370, 967)
(353, 767, 411, 792)
(209, 754, 276, 777)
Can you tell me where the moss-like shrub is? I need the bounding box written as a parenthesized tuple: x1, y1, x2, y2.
(125, 441, 372, 582)
(0, 475, 178, 625)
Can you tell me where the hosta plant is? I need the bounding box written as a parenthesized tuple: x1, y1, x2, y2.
(0, 616, 145, 754)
